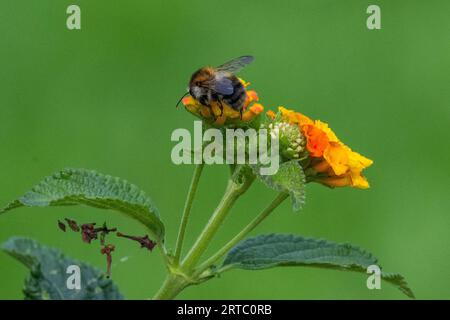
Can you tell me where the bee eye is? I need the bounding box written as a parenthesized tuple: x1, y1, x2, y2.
(195, 81, 201, 86)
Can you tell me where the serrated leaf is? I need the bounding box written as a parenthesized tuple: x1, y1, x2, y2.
(222, 234, 414, 299)
(0, 168, 164, 240)
(2, 237, 124, 300)
(252, 160, 305, 211)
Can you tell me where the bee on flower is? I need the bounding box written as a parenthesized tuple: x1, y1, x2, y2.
(179, 58, 372, 189)
(179, 56, 264, 127)
(181, 81, 263, 127)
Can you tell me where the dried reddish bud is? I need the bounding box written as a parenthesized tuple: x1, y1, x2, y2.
(117, 232, 157, 251)
(57, 220, 66, 232)
(101, 244, 115, 278)
(65, 218, 80, 232)
(81, 223, 97, 244)
(95, 222, 117, 245)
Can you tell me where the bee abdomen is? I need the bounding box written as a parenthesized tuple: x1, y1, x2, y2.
(223, 80, 246, 111)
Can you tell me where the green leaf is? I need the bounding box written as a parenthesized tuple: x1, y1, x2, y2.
(252, 160, 305, 211)
(0, 168, 164, 241)
(2, 237, 124, 300)
(222, 234, 414, 299)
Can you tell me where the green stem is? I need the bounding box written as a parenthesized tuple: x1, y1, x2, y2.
(153, 166, 253, 299)
(181, 175, 253, 271)
(173, 164, 204, 264)
(157, 242, 171, 267)
(152, 273, 190, 300)
(194, 192, 289, 276)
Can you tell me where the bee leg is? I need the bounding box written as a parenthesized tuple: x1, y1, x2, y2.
(239, 108, 243, 120)
(218, 100, 224, 116)
(208, 105, 217, 121)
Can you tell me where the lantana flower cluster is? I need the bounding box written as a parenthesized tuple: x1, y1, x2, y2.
(181, 79, 373, 189)
(274, 107, 373, 189)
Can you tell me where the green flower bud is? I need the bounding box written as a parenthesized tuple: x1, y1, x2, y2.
(261, 120, 306, 160)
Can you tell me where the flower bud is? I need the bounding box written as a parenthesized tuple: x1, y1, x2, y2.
(262, 114, 306, 160)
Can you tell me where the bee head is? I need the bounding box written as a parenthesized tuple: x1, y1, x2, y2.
(189, 84, 206, 101)
(189, 68, 213, 101)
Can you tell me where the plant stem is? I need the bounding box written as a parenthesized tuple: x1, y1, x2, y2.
(154, 166, 253, 299)
(173, 164, 204, 264)
(152, 273, 189, 300)
(194, 192, 289, 276)
(181, 176, 253, 271)
(157, 242, 171, 267)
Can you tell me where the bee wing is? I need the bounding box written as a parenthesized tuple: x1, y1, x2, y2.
(212, 72, 234, 95)
(216, 55, 254, 73)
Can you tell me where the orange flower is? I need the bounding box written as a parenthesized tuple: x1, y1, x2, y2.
(279, 107, 332, 156)
(314, 120, 339, 143)
(266, 110, 276, 120)
(302, 124, 330, 157)
(275, 106, 373, 189)
(243, 90, 259, 110)
(242, 103, 264, 122)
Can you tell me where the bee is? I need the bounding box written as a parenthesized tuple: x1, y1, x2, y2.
(176, 56, 254, 118)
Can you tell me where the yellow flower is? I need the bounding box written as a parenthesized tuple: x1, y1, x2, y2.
(319, 143, 373, 189)
(279, 106, 313, 126)
(349, 172, 370, 189)
(348, 148, 373, 171)
(239, 78, 251, 88)
(346, 148, 373, 188)
(323, 142, 349, 175)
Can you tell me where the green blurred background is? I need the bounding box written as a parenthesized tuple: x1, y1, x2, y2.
(0, 0, 449, 299)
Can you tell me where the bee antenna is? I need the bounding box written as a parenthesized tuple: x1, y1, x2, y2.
(175, 92, 190, 109)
